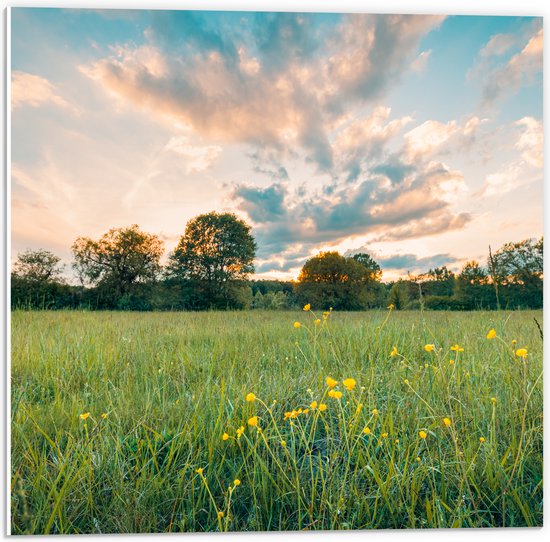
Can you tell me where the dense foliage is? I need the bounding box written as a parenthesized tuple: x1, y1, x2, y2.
(10, 216, 543, 311)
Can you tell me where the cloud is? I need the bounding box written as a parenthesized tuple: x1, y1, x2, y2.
(80, 13, 444, 173)
(357, 251, 458, 272)
(481, 27, 543, 104)
(515, 117, 543, 168)
(11, 71, 77, 112)
(164, 135, 222, 173)
(411, 49, 432, 72)
(232, 158, 471, 265)
(480, 33, 515, 57)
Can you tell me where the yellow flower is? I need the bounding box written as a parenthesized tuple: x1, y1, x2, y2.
(372, 408, 379, 416)
(233, 479, 241, 486)
(356, 403, 363, 414)
(511, 339, 517, 345)
(390, 346, 398, 357)
(486, 329, 497, 340)
(328, 390, 342, 399)
(314, 319, 321, 326)
(450, 344, 464, 352)
(491, 397, 497, 405)
(101, 413, 108, 419)
(404, 379, 409, 385)
(381, 432, 388, 438)
(419, 430, 427, 439)
(318, 403, 327, 412)
(303, 304, 311, 311)
(294, 322, 301, 329)
(222, 432, 230, 441)
(326, 376, 338, 389)
(515, 348, 528, 358)
(310, 401, 318, 410)
(395, 439, 399, 444)
(479, 437, 486, 443)
(196, 467, 204, 475)
(303, 409, 309, 415)
(217, 511, 224, 519)
(443, 417, 452, 427)
(281, 440, 286, 447)
(79, 412, 90, 421)
(236, 425, 245, 438)
(449, 359, 455, 365)
(343, 378, 356, 391)
(416, 456, 421, 462)
(424, 344, 435, 352)
(388, 303, 395, 310)
(247, 416, 259, 427)
(246, 392, 256, 403)
(363, 426, 371, 435)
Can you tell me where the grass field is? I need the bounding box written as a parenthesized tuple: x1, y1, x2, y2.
(10, 308, 543, 533)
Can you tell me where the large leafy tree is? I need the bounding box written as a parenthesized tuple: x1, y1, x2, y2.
(12, 249, 64, 283)
(72, 225, 164, 297)
(167, 212, 256, 308)
(489, 237, 543, 308)
(295, 251, 383, 310)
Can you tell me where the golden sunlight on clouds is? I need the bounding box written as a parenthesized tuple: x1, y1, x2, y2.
(11, 71, 77, 112)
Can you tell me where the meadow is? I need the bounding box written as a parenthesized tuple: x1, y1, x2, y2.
(10, 308, 543, 533)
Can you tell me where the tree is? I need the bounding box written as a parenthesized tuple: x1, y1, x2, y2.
(454, 260, 493, 309)
(386, 280, 411, 310)
(489, 238, 543, 308)
(167, 212, 256, 308)
(351, 253, 382, 281)
(72, 225, 164, 300)
(12, 249, 64, 283)
(295, 251, 382, 310)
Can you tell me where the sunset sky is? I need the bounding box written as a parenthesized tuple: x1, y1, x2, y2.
(10, 8, 543, 281)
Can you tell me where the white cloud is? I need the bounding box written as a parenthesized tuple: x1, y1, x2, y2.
(515, 117, 543, 168)
(11, 71, 77, 112)
(164, 136, 222, 173)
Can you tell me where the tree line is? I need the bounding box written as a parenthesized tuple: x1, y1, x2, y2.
(11, 211, 543, 311)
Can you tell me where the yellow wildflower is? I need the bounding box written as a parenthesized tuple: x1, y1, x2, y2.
(246, 392, 256, 403)
(328, 390, 342, 399)
(79, 412, 90, 421)
(443, 417, 452, 427)
(515, 348, 528, 358)
(491, 397, 497, 404)
(314, 319, 321, 326)
(281, 440, 286, 447)
(101, 413, 108, 419)
(326, 376, 338, 389)
(247, 416, 259, 427)
(449, 359, 455, 365)
(419, 430, 427, 440)
(404, 379, 410, 385)
(310, 401, 318, 410)
(479, 437, 486, 443)
(294, 322, 301, 329)
(450, 344, 464, 352)
(372, 408, 379, 416)
(233, 479, 241, 486)
(424, 344, 435, 352)
(222, 432, 230, 441)
(196, 467, 204, 475)
(512, 339, 517, 345)
(318, 403, 327, 412)
(356, 403, 363, 414)
(363, 426, 371, 435)
(486, 329, 497, 340)
(381, 432, 388, 438)
(343, 378, 356, 391)
(217, 511, 224, 519)
(390, 346, 398, 357)
(388, 303, 395, 310)
(303, 304, 311, 311)
(236, 425, 245, 438)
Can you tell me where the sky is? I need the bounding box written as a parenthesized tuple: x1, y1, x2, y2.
(10, 8, 543, 282)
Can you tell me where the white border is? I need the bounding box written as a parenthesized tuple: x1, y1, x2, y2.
(1, 1, 547, 541)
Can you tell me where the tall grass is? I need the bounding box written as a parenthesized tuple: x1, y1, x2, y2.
(10, 308, 543, 533)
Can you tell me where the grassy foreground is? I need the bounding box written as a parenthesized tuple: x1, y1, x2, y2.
(11, 308, 543, 533)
